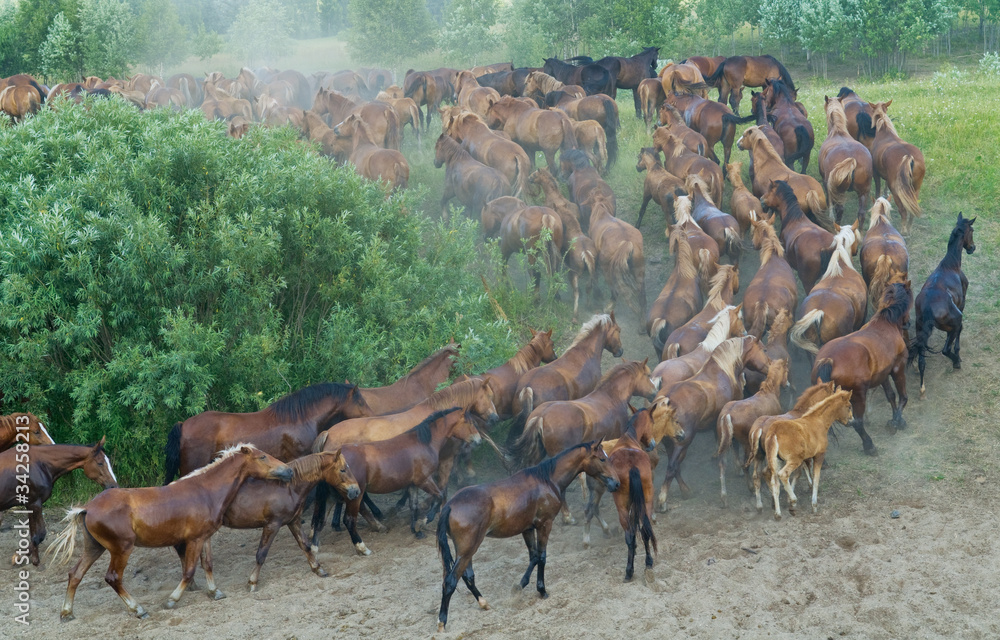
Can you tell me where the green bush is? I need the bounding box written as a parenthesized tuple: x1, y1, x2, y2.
(0, 97, 527, 487)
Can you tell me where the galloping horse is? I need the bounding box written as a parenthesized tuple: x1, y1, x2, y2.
(434, 133, 511, 222)
(1, 440, 117, 565)
(911, 213, 975, 397)
(762, 79, 814, 172)
(586, 193, 647, 332)
(436, 441, 619, 631)
(737, 127, 829, 226)
(819, 96, 873, 224)
(869, 101, 925, 234)
(742, 215, 798, 333)
(647, 228, 703, 355)
(508, 313, 624, 446)
(358, 342, 459, 415)
(813, 281, 913, 455)
(485, 97, 578, 171)
(860, 198, 909, 313)
(50, 445, 293, 620)
(164, 382, 372, 481)
(759, 180, 836, 293)
(704, 55, 797, 115)
(636, 147, 685, 228)
(0, 412, 54, 451)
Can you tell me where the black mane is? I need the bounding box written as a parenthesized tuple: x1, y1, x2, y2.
(267, 382, 359, 422)
(523, 441, 592, 482)
(875, 282, 912, 327)
(772, 180, 805, 222)
(837, 87, 856, 99)
(560, 148, 592, 169)
(409, 407, 462, 444)
(768, 78, 797, 104)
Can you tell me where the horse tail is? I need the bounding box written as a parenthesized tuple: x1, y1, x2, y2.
(715, 412, 734, 459)
(784, 125, 814, 166)
(512, 152, 528, 199)
(724, 227, 743, 258)
(542, 213, 562, 276)
(704, 59, 727, 87)
(506, 387, 534, 449)
(790, 308, 824, 355)
(163, 421, 182, 484)
(178, 77, 193, 107)
(46, 507, 86, 566)
(807, 191, 837, 233)
(511, 415, 546, 467)
(815, 358, 835, 383)
(895, 155, 922, 218)
(437, 503, 455, 574)
(664, 342, 680, 359)
(627, 466, 657, 556)
(856, 112, 876, 139)
(602, 97, 619, 170)
(594, 126, 609, 175)
(908, 302, 940, 365)
(651, 318, 667, 354)
(868, 255, 895, 313)
(609, 241, 641, 312)
(697, 248, 714, 287)
(828, 157, 857, 194)
(394, 159, 409, 191)
(385, 108, 401, 150)
(744, 422, 763, 469)
(560, 115, 578, 152)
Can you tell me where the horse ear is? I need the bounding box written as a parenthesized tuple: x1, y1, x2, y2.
(969, 216, 976, 224)
(240, 445, 253, 455)
(957, 212, 964, 224)
(628, 403, 638, 414)
(641, 356, 649, 367)
(529, 328, 537, 336)
(824, 95, 829, 104)
(94, 435, 106, 450)
(885, 99, 893, 109)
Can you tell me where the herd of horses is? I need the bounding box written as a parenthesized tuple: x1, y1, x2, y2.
(0, 48, 979, 631)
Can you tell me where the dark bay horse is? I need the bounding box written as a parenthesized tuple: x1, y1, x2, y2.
(911, 213, 976, 397)
(583, 47, 659, 117)
(762, 79, 814, 172)
(358, 342, 459, 415)
(207, 450, 360, 591)
(813, 281, 913, 455)
(704, 55, 796, 115)
(163, 382, 372, 481)
(759, 180, 836, 293)
(50, 445, 293, 620)
(836, 87, 875, 148)
(542, 58, 616, 96)
(861, 198, 909, 312)
(436, 441, 619, 631)
(0, 412, 54, 451)
(1, 440, 117, 565)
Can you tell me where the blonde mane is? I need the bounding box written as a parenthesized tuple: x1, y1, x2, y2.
(509, 333, 549, 376)
(686, 174, 715, 205)
(867, 197, 893, 230)
(671, 195, 700, 228)
(767, 308, 793, 342)
(428, 378, 487, 411)
(758, 358, 788, 395)
(174, 443, 252, 482)
(801, 388, 851, 419)
(753, 217, 784, 264)
(825, 98, 850, 137)
(705, 264, 737, 305)
(700, 308, 734, 352)
(288, 452, 328, 482)
(726, 162, 746, 189)
(667, 227, 698, 279)
(567, 314, 613, 351)
(819, 241, 856, 281)
(526, 71, 564, 94)
(873, 108, 900, 137)
(709, 337, 745, 386)
(743, 126, 784, 163)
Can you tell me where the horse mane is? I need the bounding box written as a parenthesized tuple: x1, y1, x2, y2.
(873, 108, 900, 137)
(825, 98, 850, 136)
(873, 282, 912, 327)
(267, 382, 358, 422)
(176, 443, 253, 482)
(672, 195, 700, 228)
(640, 147, 662, 167)
(403, 344, 458, 380)
(820, 241, 851, 280)
(768, 308, 793, 340)
(668, 227, 698, 279)
(567, 314, 613, 350)
(428, 379, 485, 411)
(509, 335, 545, 376)
(791, 382, 835, 412)
(437, 134, 473, 162)
(837, 87, 856, 99)
(700, 309, 733, 352)
(754, 219, 784, 263)
(709, 337, 745, 386)
(686, 174, 714, 205)
(747, 126, 784, 163)
(596, 360, 644, 386)
(288, 452, 327, 483)
(868, 198, 893, 230)
(524, 441, 592, 483)
(661, 103, 683, 125)
(768, 78, 797, 104)
(410, 407, 463, 444)
(771, 181, 805, 222)
(801, 389, 851, 419)
(0, 412, 49, 441)
(561, 148, 591, 169)
(706, 265, 737, 304)
(758, 360, 787, 395)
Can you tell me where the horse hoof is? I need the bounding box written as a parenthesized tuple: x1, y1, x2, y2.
(355, 542, 372, 556)
(248, 583, 257, 592)
(478, 597, 490, 610)
(315, 568, 329, 578)
(644, 568, 655, 585)
(582, 537, 590, 549)
(164, 600, 177, 610)
(538, 590, 549, 599)
(438, 622, 446, 632)
(864, 446, 880, 457)
(624, 573, 634, 583)
(212, 590, 226, 601)
(773, 513, 782, 521)
(414, 531, 425, 540)
(953, 361, 961, 370)
(137, 609, 149, 620)
(61, 613, 75, 623)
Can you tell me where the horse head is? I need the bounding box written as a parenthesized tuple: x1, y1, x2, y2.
(530, 328, 558, 363)
(649, 396, 685, 443)
(81, 436, 119, 489)
(581, 440, 620, 492)
(320, 449, 361, 500)
(958, 212, 977, 254)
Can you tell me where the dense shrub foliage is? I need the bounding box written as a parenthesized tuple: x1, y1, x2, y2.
(0, 98, 522, 486)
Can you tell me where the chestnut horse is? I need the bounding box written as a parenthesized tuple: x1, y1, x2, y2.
(911, 213, 976, 397)
(456, 70, 501, 119)
(662, 266, 741, 359)
(508, 313, 624, 446)
(763, 389, 854, 520)
(663, 91, 749, 168)
(443, 109, 530, 198)
(836, 87, 875, 149)
(522, 71, 585, 104)
(586, 193, 647, 332)
(820, 95, 873, 224)
(658, 61, 710, 98)
(164, 382, 372, 481)
(704, 54, 797, 115)
(206, 450, 359, 591)
(656, 336, 770, 510)
(651, 305, 743, 386)
(0, 412, 54, 451)
(725, 161, 757, 236)
(560, 148, 615, 230)
(639, 78, 666, 134)
(686, 175, 743, 263)
(469, 330, 557, 420)
(682, 56, 726, 83)
(869, 101, 925, 234)
(485, 97, 578, 171)
(762, 79, 814, 172)
(436, 441, 619, 631)
(0, 74, 46, 122)
(747, 91, 785, 183)
(434, 133, 511, 222)
(545, 92, 620, 169)
(636, 147, 685, 229)
(50, 445, 293, 620)
(789, 232, 867, 355)
(358, 342, 460, 415)
(482, 197, 564, 289)
(332, 114, 409, 191)
(759, 180, 836, 293)
(860, 198, 909, 313)
(648, 228, 702, 355)
(572, 119, 609, 174)
(652, 128, 722, 205)
(311, 407, 482, 555)
(672, 194, 721, 294)
(375, 94, 422, 144)
(813, 281, 913, 455)
(403, 71, 444, 130)
(657, 103, 709, 157)
(1, 440, 117, 565)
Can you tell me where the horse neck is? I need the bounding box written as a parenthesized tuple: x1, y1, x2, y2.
(757, 233, 782, 264)
(195, 455, 257, 519)
(826, 110, 850, 137)
(511, 339, 547, 372)
(565, 324, 609, 366)
(288, 455, 327, 486)
(804, 397, 848, 431)
(941, 231, 966, 270)
(594, 367, 643, 403)
(407, 349, 455, 388)
(352, 123, 377, 152)
(753, 99, 768, 126)
(28, 445, 91, 482)
(550, 448, 592, 492)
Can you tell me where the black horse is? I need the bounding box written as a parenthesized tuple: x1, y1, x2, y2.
(570, 47, 659, 118)
(475, 68, 537, 97)
(542, 58, 616, 97)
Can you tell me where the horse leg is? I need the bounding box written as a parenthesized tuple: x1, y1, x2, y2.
(519, 528, 540, 589)
(345, 497, 371, 555)
(247, 522, 281, 592)
(810, 452, 825, 514)
(946, 324, 963, 369)
(777, 459, 802, 516)
(534, 520, 553, 597)
(769, 460, 783, 520)
(624, 525, 637, 582)
(461, 561, 489, 609)
(583, 478, 596, 548)
(440, 186, 455, 222)
(438, 552, 473, 632)
(28, 505, 44, 566)
(636, 194, 652, 229)
(719, 446, 728, 508)
(309, 482, 329, 547)
(199, 537, 226, 600)
(889, 362, 909, 429)
(61, 530, 107, 621)
(544, 149, 558, 172)
(571, 272, 580, 324)
(288, 519, 327, 577)
(165, 538, 204, 607)
(359, 500, 388, 533)
(632, 88, 642, 119)
(105, 546, 147, 618)
(847, 389, 877, 454)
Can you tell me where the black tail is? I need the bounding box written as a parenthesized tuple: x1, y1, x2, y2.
(815, 358, 834, 383)
(163, 422, 182, 485)
(704, 58, 728, 87)
(437, 504, 455, 573)
(310, 480, 330, 548)
(568, 55, 594, 65)
(627, 467, 657, 554)
(505, 397, 531, 448)
(856, 112, 876, 139)
(908, 305, 940, 365)
(769, 55, 797, 92)
(784, 125, 813, 166)
(603, 97, 619, 170)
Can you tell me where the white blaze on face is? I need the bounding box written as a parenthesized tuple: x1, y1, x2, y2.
(651, 377, 662, 390)
(38, 421, 53, 443)
(104, 453, 118, 484)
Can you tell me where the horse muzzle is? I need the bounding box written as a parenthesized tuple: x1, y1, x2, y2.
(346, 485, 361, 500)
(613, 348, 624, 358)
(645, 439, 657, 452)
(674, 430, 686, 442)
(486, 413, 500, 427)
(103, 481, 119, 490)
(269, 466, 294, 483)
(470, 433, 483, 446)
(967, 244, 976, 254)
(604, 476, 621, 492)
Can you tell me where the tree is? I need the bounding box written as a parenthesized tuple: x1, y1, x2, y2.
(579, 0, 682, 57)
(135, 0, 188, 72)
(79, 0, 138, 78)
(346, 0, 436, 65)
(438, 0, 501, 66)
(39, 12, 83, 81)
(758, 0, 801, 60)
(228, 0, 293, 67)
(799, 0, 849, 78)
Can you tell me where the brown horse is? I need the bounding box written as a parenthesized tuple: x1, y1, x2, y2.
(663, 91, 748, 168)
(656, 336, 770, 510)
(312, 407, 482, 555)
(657, 103, 709, 157)
(358, 342, 459, 415)
(587, 193, 647, 332)
(314, 89, 400, 150)
(759, 180, 836, 293)
(333, 114, 409, 190)
(639, 78, 666, 134)
(434, 133, 511, 221)
(1, 440, 117, 565)
(813, 281, 912, 455)
(485, 97, 578, 171)
(545, 92, 620, 169)
(652, 128, 722, 205)
(663, 268, 741, 359)
(869, 101, 925, 234)
(469, 330, 557, 420)
(704, 55, 797, 115)
(443, 109, 530, 197)
(686, 175, 743, 263)
(50, 445, 292, 619)
(403, 71, 445, 130)
(651, 304, 743, 386)
(522, 71, 585, 104)
(582, 47, 659, 118)
(763, 389, 853, 520)
(738, 127, 829, 225)
(302, 110, 341, 157)
(658, 61, 710, 98)
(163, 382, 372, 481)
(0, 80, 45, 122)
(742, 213, 799, 335)
(715, 358, 788, 507)
(0, 412, 54, 451)
(560, 149, 615, 230)
(726, 162, 757, 236)
(683, 56, 727, 80)
(482, 197, 564, 290)
(789, 233, 867, 355)
(636, 147, 685, 229)
(672, 194, 721, 294)
(206, 450, 359, 591)
(572, 119, 609, 174)
(747, 91, 785, 183)
(375, 94, 422, 144)
(762, 79, 814, 172)
(508, 313, 624, 446)
(860, 200, 909, 313)
(648, 228, 703, 355)
(911, 213, 976, 397)
(527, 168, 597, 320)
(743, 307, 794, 398)
(836, 87, 875, 148)
(436, 441, 619, 631)
(167, 73, 203, 106)
(820, 96, 873, 224)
